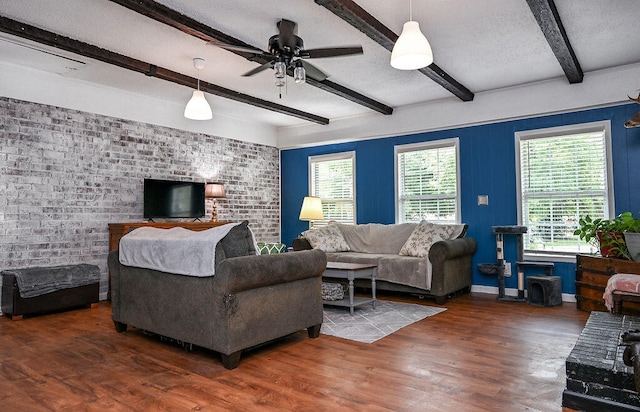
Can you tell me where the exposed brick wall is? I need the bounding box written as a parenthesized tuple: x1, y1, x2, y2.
(0, 97, 280, 301)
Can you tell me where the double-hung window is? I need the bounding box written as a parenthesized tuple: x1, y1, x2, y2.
(395, 138, 460, 223)
(308, 152, 356, 227)
(516, 121, 613, 258)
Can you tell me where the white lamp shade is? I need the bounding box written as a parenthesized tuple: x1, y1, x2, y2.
(299, 196, 324, 221)
(205, 182, 226, 198)
(184, 90, 213, 120)
(390, 21, 433, 70)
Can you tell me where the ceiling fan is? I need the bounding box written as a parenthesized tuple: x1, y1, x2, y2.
(212, 19, 363, 86)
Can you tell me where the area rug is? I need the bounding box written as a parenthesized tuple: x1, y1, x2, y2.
(321, 300, 446, 343)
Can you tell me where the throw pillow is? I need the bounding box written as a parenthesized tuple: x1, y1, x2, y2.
(216, 220, 257, 260)
(399, 220, 464, 258)
(302, 225, 350, 252)
(257, 242, 287, 254)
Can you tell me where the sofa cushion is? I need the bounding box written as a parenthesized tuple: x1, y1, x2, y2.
(335, 222, 417, 254)
(325, 252, 430, 290)
(379, 254, 430, 290)
(303, 225, 350, 252)
(216, 220, 257, 261)
(399, 220, 466, 258)
(324, 252, 381, 265)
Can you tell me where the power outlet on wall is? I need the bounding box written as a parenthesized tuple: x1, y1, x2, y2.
(503, 262, 512, 277)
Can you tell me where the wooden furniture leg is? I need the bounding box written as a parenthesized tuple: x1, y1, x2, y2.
(307, 324, 321, 338)
(220, 351, 242, 370)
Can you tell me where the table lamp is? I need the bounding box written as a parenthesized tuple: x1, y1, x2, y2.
(205, 182, 226, 222)
(299, 196, 324, 229)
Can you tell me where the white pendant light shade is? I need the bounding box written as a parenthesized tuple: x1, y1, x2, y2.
(184, 58, 213, 120)
(390, 21, 433, 70)
(184, 90, 213, 120)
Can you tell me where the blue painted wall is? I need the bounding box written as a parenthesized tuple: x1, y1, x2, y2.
(281, 104, 640, 294)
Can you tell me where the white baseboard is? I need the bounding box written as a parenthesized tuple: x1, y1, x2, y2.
(471, 285, 576, 303)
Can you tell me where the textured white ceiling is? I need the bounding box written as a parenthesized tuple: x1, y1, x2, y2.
(1, 0, 639, 130)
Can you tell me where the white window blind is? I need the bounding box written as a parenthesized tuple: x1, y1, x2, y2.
(309, 153, 355, 226)
(518, 124, 611, 255)
(396, 140, 459, 223)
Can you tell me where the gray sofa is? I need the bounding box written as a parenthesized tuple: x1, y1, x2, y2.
(294, 222, 476, 304)
(108, 221, 327, 369)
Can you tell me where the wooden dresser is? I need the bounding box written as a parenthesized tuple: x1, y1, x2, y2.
(108, 221, 229, 252)
(575, 254, 640, 313)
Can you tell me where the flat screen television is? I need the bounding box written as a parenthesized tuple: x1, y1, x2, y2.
(143, 179, 205, 219)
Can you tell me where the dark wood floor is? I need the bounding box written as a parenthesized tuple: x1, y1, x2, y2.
(0, 292, 589, 411)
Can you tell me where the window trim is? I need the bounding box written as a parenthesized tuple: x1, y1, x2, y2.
(394, 138, 461, 224)
(515, 120, 614, 261)
(308, 151, 356, 226)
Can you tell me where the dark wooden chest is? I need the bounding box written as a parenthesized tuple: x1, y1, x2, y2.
(575, 254, 640, 314)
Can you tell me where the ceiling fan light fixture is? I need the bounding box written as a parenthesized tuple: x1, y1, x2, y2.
(274, 61, 286, 79)
(184, 58, 213, 120)
(391, 21, 433, 70)
(294, 61, 306, 84)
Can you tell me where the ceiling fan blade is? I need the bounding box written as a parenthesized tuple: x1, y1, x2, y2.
(277, 19, 298, 50)
(242, 61, 273, 77)
(207, 40, 263, 55)
(302, 46, 364, 59)
(300, 60, 328, 82)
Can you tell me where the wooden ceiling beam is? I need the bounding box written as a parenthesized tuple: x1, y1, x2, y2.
(315, 0, 474, 102)
(0, 16, 329, 125)
(525, 0, 583, 83)
(109, 0, 393, 115)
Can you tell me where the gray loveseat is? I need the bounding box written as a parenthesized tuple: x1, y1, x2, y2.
(294, 221, 476, 304)
(108, 221, 327, 369)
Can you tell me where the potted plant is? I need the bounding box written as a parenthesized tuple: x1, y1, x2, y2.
(574, 214, 627, 259)
(620, 212, 640, 262)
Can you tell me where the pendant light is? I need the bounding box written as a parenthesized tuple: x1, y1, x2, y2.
(390, 0, 433, 70)
(184, 58, 213, 120)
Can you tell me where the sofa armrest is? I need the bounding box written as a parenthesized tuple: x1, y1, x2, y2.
(214, 249, 327, 294)
(428, 237, 477, 264)
(428, 237, 477, 300)
(292, 237, 313, 251)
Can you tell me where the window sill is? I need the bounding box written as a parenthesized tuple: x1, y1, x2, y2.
(523, 252, 584, 264)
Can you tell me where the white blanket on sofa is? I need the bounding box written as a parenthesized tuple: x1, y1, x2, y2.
(118, 223, 240, 277)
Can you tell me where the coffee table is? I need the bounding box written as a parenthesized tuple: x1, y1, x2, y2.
(322, 262, 377, 315)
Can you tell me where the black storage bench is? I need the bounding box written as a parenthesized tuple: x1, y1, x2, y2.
(1, 264, 101, 320)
